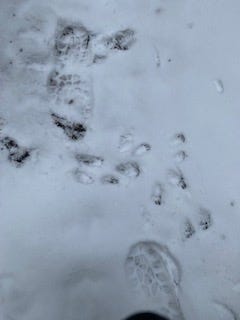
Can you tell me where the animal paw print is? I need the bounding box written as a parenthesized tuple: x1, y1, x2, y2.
(151, 183, 164, 206)
(75, 154, 104, 167)
(91, 28, 136, 63)
(172, 133, 186, 145)
(118, 132, 151, 156)
(115, 161, 141, 178)
(168, 168, 187, 190)
(173, 133, 188, 161)
(168, 132, 188, 192)
(174, 150, 187, 163)
(132, 143, 151, 156)
(72, 168, 94, 184)
(101, 174, 119, 185)
(114, 133, 152, 182)
(198, 208, 212, 231)
(181, 208, 213, 241)
(118, 133, 134, 153)
(74, 153, 106, 186)
(105, 29, 136, 51)
(182, 219, 195, 240)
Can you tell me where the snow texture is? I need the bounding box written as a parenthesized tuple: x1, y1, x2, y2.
(1, 0, 240, 319)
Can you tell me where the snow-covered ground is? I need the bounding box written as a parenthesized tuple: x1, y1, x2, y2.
(1, 0, 240, 319)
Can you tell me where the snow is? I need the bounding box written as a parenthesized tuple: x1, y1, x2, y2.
(1, 0, 240, 319)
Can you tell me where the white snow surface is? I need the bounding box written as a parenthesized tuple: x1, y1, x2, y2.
(1, 0, 240, 319)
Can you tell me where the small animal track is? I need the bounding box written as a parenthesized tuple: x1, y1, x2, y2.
(118, 133, 134, 153)
(181, 207, 213, 241)
(173, 133, 186, 145)
(168, 168, 187, 190)
(198, 208, 212, 231)
(0, 137, 31, 167)
(101, 174, 119, 185)
(133, 143, 151, 156)
(182, 219, 195, 240)
(175, 150, 187, 163)
(152, 183, 164, 205)
(75, 154, 104, 167)
(116, 161, 140, 178)
(55, 22, 91, 63)
(51, 113, 87, 140)
(73, 168, 94, 184)
(125, 241, 184, 320)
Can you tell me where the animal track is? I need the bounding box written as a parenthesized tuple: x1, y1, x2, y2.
(116, 161, 140, 178)
(173, 133, 186, 145)
(105, 29, 135, 51)
(55, 22, 91, 63)
(133, 143, 151, 156)
(198, 208, 212, 231)
(73, 168, 94, 184)
(168, 169, 187, 190)
(182, 219, 195, 240)
(175, 150, 187, 163)
(75, 154, 104, 167)
(91, 28, 135, 63)
(125, 241, 184, 320)
(0, 137, 31, 167)
(152, 183, 164, 205)
(118, 133, 134, 153)
(51, 113, 87, 140)
(101, 175, 119, 185)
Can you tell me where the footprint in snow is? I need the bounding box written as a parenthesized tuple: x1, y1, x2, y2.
(73, 168, 94, 185)
(118, 133, 134, 153)
(100, 174, 119, 185)
(174, 150, 187, 163)
(182, 218, 196, 240)
(51, 113, 87, 141)
(151, 183, 164, 206)
(0, 136, 31, 167)
(125, 241, 184, 320)
(198, 208, 212, 231)
(172, 133, 186, 146)
(116, 161, 141, 178)
(132, 143, 151, 156)
(54, 21, 92, 64)
(75, 154, 104, 167)
(168, 168, 187, 190)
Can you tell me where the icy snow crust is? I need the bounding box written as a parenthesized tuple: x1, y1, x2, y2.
(1, 0, 240, 319)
